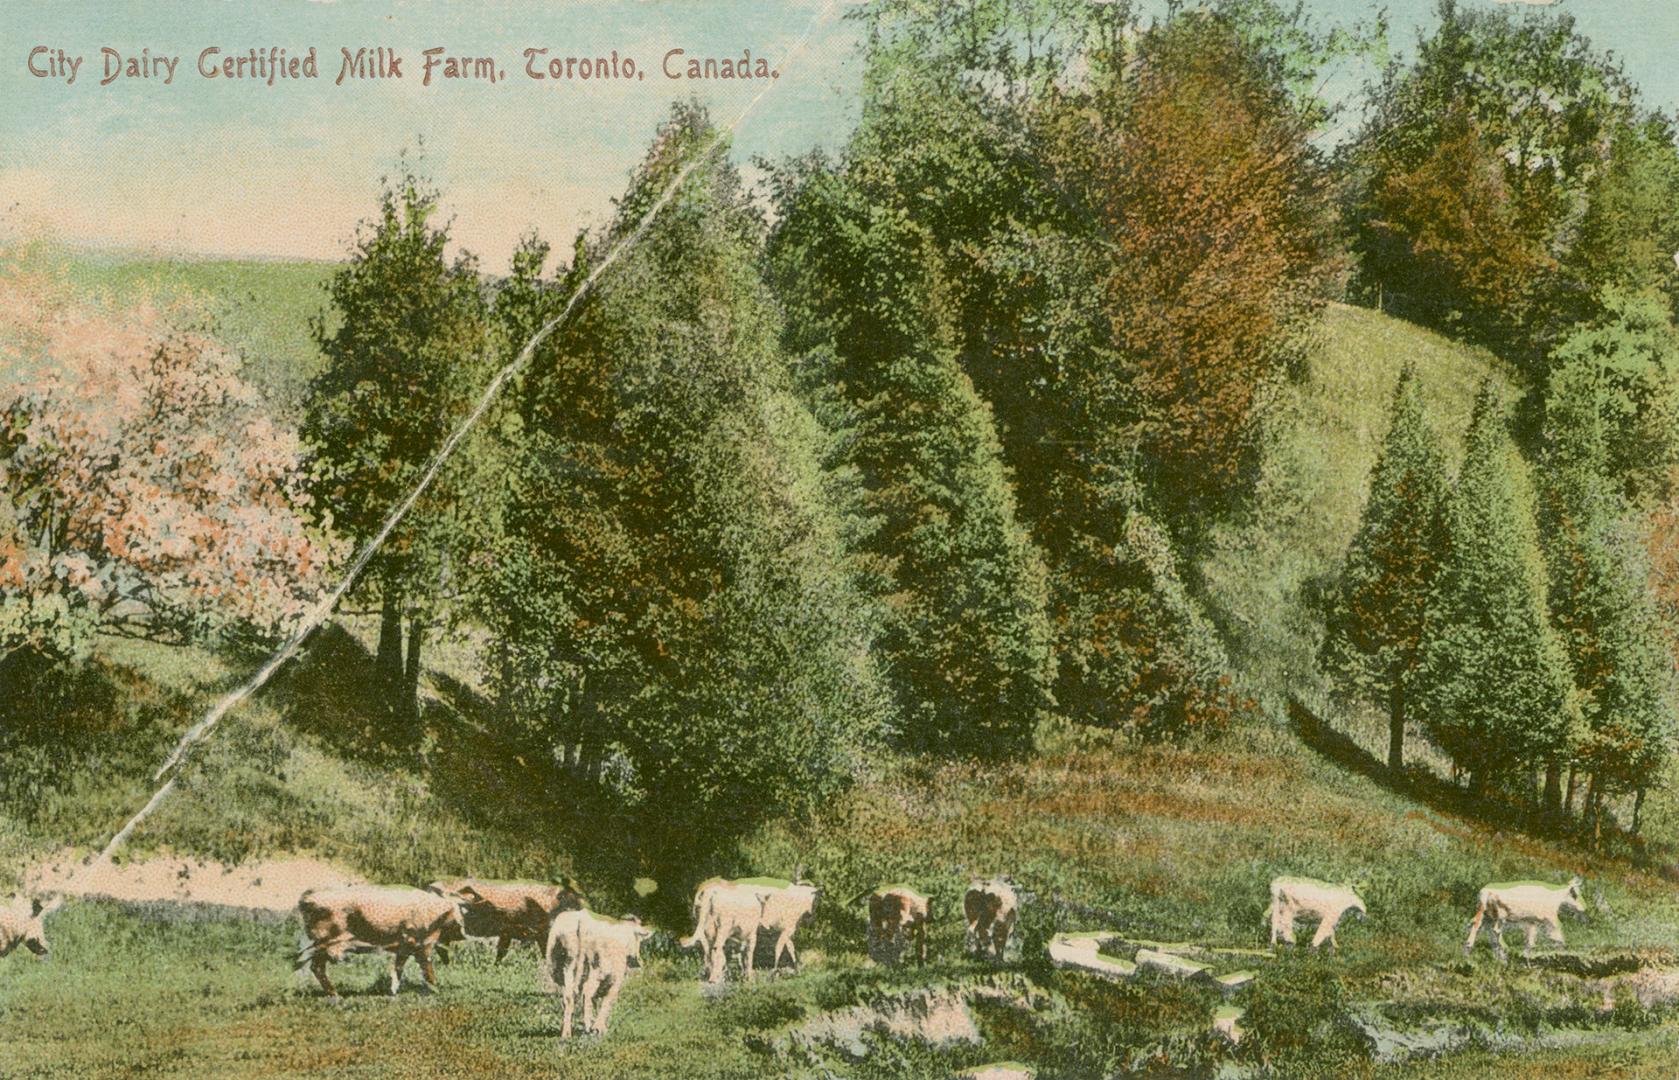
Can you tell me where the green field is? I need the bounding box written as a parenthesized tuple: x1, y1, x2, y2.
(7, 253, 1679, 1077)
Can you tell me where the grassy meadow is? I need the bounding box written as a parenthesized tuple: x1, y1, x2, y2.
(7, 251, 1679, 1076)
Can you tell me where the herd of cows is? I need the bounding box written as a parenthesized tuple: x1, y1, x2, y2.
(0, 869, 1592, 1041)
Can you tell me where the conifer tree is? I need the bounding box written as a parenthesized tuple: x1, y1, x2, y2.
(1320, 364, 1451, 773)
(1415, 382, 1572, 796)
(769, 164, 1054, 757)
(1539, 361, 1675, 829)
(491, 107, 891, 851)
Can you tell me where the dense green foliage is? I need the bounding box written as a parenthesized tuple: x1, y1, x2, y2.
(300, 171, 492, 718)
(1319, 364, 1451, 772)
(1413, 385, 1573, 795)
(1538, 361, 1676, 821)
(488, 107, 891, 853)
(1348, 0, 1679, 366)
(768, 162, 1054, 757)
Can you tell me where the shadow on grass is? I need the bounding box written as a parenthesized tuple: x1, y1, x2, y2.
(1287, 696, 1679, 885)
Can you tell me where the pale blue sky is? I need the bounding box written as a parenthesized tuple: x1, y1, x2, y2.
(3, 1, 1678, 264)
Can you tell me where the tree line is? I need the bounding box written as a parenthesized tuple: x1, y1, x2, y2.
(5, 0, 1679, 853)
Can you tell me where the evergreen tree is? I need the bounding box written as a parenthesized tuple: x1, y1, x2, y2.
(491, 106, 891, 853)
(301, 168, 491, 719)
(1414, 382, 1572, 796)
(769, 162, 1054, 757)
(1320, 364, 1451, 773)
(1539, 361, 1676, 830)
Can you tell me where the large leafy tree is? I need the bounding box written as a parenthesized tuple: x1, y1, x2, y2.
(769, 161, 1054, 757)
(301, 170, 491, 719)
(491, 106, 891, 853)
(1414, 384, 1573, 796)
(1320, 364, 1451, 773)
(1539, 361, 1675, 831)
(1045, 8, 1338, 525)
(1544, 290, 1679, 509)
(1348, 0, 1645, 364)
(0, 249, 333, 676)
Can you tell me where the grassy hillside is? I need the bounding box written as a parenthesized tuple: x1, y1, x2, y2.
(1202, 302, 1514, 711)
(8, 263, 1679, 1075)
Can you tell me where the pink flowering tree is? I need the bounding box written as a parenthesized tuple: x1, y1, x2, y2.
(0, 253, 338, 664)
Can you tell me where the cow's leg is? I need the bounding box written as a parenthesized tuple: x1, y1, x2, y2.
(559, 945, 583, 1038)
(1522, 923, 1540, 957)
(777, 931, 798, 971)
(310, 951, 339, 1000)
(742, 925, 757, 980)
(592, 970, 624, 1034)
(580, 965, 608, 1032)
(1490, 916, 1509, 962)
(1278, 904, 1299, 947)
(387, 947, 409, 995)
(704, 927, 726, 984)
(1464, 900, 1488, 955)
(1545, 919, 1566, 947)
(1311, 913, 1338, 950)
(417, 944, 439, 992)
(495, 934, 512, 963)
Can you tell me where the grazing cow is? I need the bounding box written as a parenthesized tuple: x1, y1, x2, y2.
(1267, 877, 1367, 952)
(964, 877, 1019, 962)
(1464, 877, 1585, 960)
(856, 885, 931, 966)
(546, 908, 654, 1038)
(679, 877, 770, 983)
(757, 881, 819, 973)
(427, 877, 585, 961)
(294, 885, 467, 999)
(0, 896, 49, 959)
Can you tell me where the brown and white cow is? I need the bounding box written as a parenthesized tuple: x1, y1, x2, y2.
(964, 876, 1019, 962)
(0, 896, 50, 960)
(857, 885, 931, 966)
(545, 908, 654, 1038)
(426, 877, 585, 961)
(294, 885, 467, 999)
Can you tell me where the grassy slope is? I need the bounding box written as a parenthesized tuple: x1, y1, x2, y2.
(7, 258, 1679, 1075)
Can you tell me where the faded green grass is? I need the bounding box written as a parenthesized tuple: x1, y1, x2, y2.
(55, 246, 337, 416)
(1202, 302, 1511, 709)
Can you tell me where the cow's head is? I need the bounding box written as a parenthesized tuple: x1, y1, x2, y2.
(437, 894, 470, 947)
(621, 915, 656, 967)
(549, 876, 587, 913)
(1563, 877, 1586, 915)
(18, 897, 49, 957)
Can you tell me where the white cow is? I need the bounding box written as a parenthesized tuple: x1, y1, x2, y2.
(545, 908, 653, 1038)
(1464, 877, 1584, 960)
(0, 896, 50, 959)
(1267, 877, 1367, 951)
(757, 882, 819, 973)
(679, 878, 770, 983)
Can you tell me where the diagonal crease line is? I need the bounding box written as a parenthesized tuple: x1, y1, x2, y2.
(44, 0, 840, 909)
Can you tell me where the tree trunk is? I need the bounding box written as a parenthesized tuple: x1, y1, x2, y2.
(1634, 787, 1646, 835)
(1542, 763, 1562, 820)
(377, 587, 405, 706)
(1587, 773, 1602, 848)
(1564, 765, 1578, 817)
(1387, 685, 1405, 775)
(1468, 768, 1487, 798)
(403, 617, 425, 719)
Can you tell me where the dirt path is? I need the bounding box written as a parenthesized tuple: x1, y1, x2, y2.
(24, 850, 364, 914)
